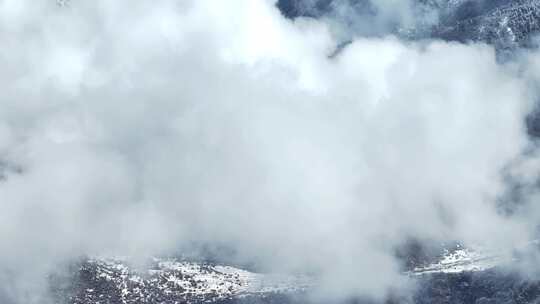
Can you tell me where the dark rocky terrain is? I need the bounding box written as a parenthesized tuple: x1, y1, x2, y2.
(414, 270, 540, 304)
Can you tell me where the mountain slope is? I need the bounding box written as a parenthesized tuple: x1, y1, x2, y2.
(278, 0, 540, 48)
(50, 257, 313, 304)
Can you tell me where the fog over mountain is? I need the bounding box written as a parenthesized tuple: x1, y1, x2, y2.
(3, 1, 540, 303)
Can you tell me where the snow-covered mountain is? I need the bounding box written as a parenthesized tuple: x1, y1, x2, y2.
(47, 240, 540, 304)
(430, 0, 540, 48)
(50, 257, 314, 304)
(410, 246, 505, 275)
(278, 0, 540, 49)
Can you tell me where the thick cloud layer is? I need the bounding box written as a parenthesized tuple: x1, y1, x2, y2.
(0, 0, 539, 302)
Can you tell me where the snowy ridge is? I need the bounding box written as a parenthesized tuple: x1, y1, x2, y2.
(410, 240, 540, 275)
(69, 257, 314, 304)
(410, 247, 505, 275)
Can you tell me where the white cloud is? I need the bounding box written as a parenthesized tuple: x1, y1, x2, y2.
(0, 0, 538, 302)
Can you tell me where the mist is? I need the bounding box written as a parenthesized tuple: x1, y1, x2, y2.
(1, 0, 540, 302)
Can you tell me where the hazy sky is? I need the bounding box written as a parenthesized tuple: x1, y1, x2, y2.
(1, 0, 540, 302)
